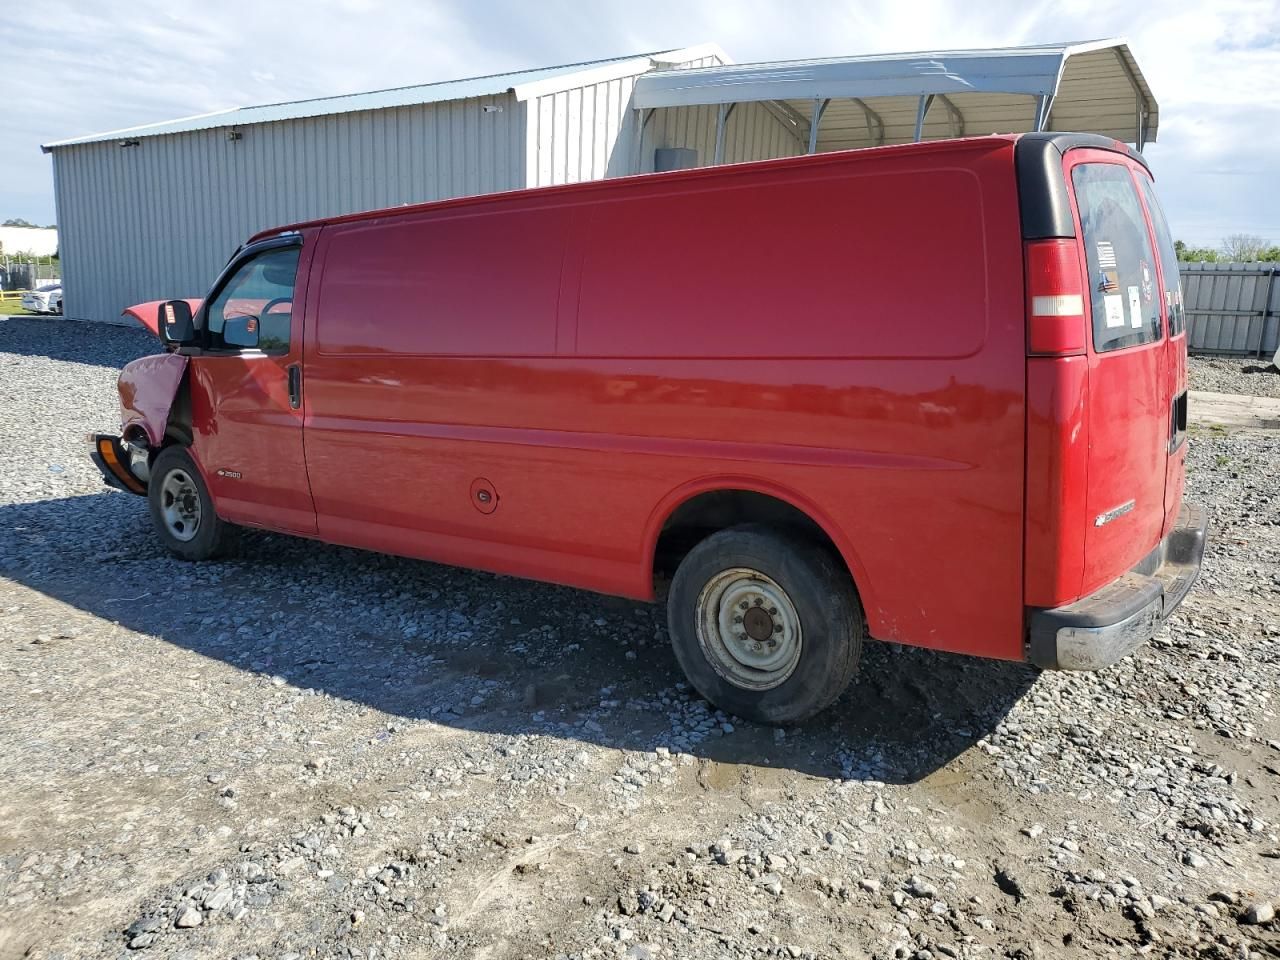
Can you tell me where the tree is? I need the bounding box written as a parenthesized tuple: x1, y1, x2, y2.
(1174, 239, 1219, 262)
(1220, 233, 1272, 262)
(1, 217, 35, 227)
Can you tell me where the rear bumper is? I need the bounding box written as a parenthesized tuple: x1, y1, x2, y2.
(1027, 501, 1208, 670)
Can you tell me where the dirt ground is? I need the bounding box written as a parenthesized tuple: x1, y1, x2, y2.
(0, 317, 1277, 960)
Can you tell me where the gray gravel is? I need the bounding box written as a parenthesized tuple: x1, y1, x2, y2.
(1, 315, 1278, 959)
(1189, 354, 1280, 398)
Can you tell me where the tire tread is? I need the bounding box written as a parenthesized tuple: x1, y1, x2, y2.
(148, 445, 237, 561)
(667, 524, 863, 725)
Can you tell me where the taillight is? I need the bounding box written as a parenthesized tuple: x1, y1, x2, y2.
(1025, 239, 1087, 356)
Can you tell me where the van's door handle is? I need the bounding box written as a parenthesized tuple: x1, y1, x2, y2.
(287, 363, 302, 410)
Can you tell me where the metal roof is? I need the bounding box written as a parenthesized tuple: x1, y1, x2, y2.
(634, 39, 1158, 150)
(41, 43, 726, 151)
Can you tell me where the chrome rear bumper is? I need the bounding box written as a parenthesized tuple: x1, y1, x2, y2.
(1027, 501, 1208, 670)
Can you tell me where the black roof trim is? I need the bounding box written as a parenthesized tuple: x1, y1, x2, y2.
(1015, 133, 1151, 240)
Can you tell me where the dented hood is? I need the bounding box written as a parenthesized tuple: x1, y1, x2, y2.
(122, 299, 203, 336)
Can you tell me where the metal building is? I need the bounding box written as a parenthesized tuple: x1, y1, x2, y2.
(42, 38, 1156, 323)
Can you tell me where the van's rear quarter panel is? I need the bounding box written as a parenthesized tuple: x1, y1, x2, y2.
(304, 141, 1029, 659)
(1024, 356, 1090, 606)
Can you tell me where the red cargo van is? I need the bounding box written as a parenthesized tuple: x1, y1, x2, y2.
(94, 132, 1205, 724)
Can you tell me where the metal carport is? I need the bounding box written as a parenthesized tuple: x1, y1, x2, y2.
(633, 39, 1158, 163)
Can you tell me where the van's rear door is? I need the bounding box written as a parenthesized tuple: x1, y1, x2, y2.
(1064, 150, 1172, 594)
(1133, 174, 1189, 537)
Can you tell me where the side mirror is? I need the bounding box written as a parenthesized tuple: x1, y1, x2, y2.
(223, 314, 259, 349)
(159, 300, 195, 344)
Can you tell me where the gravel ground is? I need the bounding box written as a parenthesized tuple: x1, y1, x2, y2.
(1, 316, 1277, 960)
(1189, 356, 1280, 399)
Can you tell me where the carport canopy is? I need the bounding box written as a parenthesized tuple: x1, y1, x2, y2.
(632, 39, 1158, 162)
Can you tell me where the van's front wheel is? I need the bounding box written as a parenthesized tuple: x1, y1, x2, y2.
(667, 526, 862, 726)
(148, 445, 237, 561)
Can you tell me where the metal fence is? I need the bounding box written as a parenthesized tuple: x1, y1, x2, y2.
(0, 256, 59, 292)
(1180, 261, 1280, 357)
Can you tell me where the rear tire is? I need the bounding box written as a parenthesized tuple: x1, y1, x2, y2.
(148, 445, 237, 561)
(667, 525, 862, 726)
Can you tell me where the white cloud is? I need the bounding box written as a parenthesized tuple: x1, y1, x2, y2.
(2, 0, 1276, 244)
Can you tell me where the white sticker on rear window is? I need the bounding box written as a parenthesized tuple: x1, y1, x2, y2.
(1127, 285, 1143, 329)
(1104, 294, 1126, 329)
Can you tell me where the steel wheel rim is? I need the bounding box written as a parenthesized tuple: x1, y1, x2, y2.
(159, 468, 201, 542)
(695, 567, 802, 691)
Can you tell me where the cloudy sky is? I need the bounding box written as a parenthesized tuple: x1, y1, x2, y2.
(3, 0, 1277, 245)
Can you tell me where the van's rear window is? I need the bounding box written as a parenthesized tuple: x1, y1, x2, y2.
(1135, 174, 1186, 336)
(1072, 163, 1162, 353)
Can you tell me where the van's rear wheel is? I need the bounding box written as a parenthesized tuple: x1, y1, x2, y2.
(667, 525, 862, 725)
(148, 445, 237, 561)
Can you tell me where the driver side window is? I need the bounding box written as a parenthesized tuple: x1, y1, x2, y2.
(206, 246, 300, 352)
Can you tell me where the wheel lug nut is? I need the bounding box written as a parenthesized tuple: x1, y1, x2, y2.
(739, 601, 749, 610)
(773, 624, 783, 633)
(733, 616, 743, 624)
(768, 607, 778, 615)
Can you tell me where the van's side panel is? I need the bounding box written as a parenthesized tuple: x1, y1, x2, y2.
(302, 140, 1028, 659)
(301, 201, 589, 577)
(569, 145, 1028, 657)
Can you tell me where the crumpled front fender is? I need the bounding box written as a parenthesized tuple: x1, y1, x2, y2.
(118, 353, 189, 447)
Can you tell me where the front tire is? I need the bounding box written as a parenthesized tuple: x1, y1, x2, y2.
(667, 525, 863, 726)
(148, 445, 237, 561)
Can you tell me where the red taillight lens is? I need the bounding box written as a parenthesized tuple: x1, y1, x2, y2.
(1025, 239, 1087, 356)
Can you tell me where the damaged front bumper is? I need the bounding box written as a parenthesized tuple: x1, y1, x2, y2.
(1027, 501, 1208, 671)
(89, 434, 148, 496)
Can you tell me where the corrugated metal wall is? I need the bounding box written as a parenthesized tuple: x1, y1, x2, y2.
(524, 53, 799, 187)
(525, 73, 641, 186)
(55, 53, 800, 323)
(1181, 262, 1280, 357)
(52, 93, 523, 323)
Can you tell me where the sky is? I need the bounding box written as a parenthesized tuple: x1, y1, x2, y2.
(2, 0, 1278, 247)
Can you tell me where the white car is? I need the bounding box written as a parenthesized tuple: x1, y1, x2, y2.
(21, 283, 62, 314)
